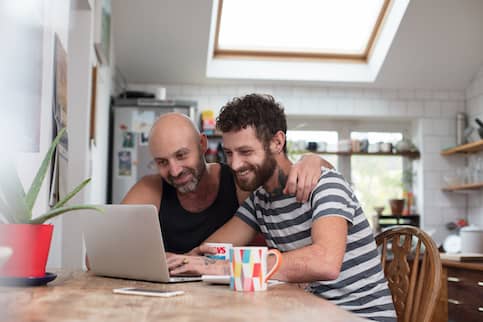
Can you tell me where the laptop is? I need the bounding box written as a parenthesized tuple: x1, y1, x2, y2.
(81, 204, 201, 283)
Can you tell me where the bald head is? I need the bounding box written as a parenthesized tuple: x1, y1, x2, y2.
(149, 113, 199, 153)
(151, 113, 199, 141)
(148, 113, 207, 193)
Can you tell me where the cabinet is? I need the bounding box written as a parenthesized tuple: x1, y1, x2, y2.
(440, 140, 483, 192)
(441, 260, 483, 322)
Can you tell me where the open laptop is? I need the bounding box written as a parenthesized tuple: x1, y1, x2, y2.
(81, 204, 201, 283)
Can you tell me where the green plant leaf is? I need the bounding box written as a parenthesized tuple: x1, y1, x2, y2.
(52, 178, 92, 209)
(0, 157, 30, 223)
(25, 128, 66, 213)
(29, 205, 103, 225)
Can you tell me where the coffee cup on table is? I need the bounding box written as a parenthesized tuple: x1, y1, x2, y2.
(204, 243, 232, 260)
(229, 246, 282, 291)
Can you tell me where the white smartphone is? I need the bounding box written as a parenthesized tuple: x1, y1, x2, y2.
(112, 287, 184, 297)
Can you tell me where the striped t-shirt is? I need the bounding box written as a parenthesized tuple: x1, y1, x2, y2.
(236, 168, 396, 322)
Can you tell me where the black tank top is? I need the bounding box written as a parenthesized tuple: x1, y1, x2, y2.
(159, 163, 239, 254)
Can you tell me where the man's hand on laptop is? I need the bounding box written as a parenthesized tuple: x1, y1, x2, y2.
(167, 254, 229, 276)
(186, 244, 218, 256)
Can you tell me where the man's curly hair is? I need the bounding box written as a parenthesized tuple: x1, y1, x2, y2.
(216, 94, 287, 153)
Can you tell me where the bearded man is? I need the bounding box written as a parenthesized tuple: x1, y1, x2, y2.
(122, 112, 331, 254)
(168, 95, 396, 321)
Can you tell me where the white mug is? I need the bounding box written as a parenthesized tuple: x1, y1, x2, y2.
(204, 242, 232, 260)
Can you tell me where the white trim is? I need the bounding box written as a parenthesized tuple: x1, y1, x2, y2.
(206, 0, 411, 83)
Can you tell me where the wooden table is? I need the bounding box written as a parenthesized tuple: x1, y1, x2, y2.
(0, 270, 367, 322)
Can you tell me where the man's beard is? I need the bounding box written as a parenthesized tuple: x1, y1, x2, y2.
(168, 157, 205, 193)
(234, 151, 277, 192)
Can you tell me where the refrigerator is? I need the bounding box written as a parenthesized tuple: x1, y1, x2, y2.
(108, 98, 197, 203)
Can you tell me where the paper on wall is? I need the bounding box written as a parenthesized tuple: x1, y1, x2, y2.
(132, 111, 155, 133)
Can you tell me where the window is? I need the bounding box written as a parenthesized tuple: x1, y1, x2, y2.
(208, 0, 410, 82)
(350, 132, 403, 217)
(215, 0, 389, 60)
(287, 130, 338, 167)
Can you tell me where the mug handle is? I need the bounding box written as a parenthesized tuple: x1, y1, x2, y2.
(265, 249, 282, 282)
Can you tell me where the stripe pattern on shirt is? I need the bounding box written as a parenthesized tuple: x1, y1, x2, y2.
(236, 169, 396, 321)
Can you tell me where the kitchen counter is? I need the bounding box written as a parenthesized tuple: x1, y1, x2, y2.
(433, 259, 483, 322)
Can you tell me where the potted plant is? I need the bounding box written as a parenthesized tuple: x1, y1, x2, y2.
(0, 128, 101, 278)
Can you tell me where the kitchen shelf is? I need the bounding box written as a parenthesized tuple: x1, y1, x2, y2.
(442, 182, 483, 192)
(291, 150, 420, 159)
(441, 140, 483, 155)
(204, 133, 420, 159)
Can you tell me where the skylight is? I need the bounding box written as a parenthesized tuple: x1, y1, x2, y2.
(215, 0, 388, 60)
(206, 0, 410, 83)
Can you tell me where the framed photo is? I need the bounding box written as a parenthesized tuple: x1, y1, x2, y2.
(94, 0, 111, 65)
(122, 131, 135, 148)
(50, 34, 69, 206)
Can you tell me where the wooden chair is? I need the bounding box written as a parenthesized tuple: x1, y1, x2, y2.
(375, 226, 442, 322)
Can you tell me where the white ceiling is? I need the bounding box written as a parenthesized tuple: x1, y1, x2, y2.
(112, 0, 483, 90)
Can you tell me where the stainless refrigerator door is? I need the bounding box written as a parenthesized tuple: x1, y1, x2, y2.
(111, 106, 194, 204)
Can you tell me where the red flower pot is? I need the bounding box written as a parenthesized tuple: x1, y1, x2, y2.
(0, 224, 53, 277)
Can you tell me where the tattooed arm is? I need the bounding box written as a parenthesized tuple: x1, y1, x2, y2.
(168, 216, 258, 275)
(167, 254, 230, 276)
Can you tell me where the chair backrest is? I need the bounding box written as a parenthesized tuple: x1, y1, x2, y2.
(375, 226, 442, 322)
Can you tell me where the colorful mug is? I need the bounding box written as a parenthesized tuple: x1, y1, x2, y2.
(229, 246, 282, 291)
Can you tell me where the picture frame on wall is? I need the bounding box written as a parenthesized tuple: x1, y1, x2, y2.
(50, 33, 69, 206)
(94, 0, 111, 65)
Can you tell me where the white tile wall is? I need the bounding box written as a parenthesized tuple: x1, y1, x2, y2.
(466, 66, 483, 228)
(132, 82, 468, 244)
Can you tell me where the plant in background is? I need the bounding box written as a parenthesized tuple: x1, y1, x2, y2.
(402, 168, 415, 191)
(0, 128, 102, 224)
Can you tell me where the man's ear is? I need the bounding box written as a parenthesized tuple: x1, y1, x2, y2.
(270, 131, 286, 154)
(200, 133, 208, 153)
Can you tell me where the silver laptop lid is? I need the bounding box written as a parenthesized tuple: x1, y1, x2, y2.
(82, 204, 171, 283)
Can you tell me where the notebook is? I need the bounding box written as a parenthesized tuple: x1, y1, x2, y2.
(82, 204, 201, 283)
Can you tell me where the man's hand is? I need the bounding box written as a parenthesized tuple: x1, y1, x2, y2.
(167, 254, 230, 276)
(284, 154, 333, 202)
(186, 244, 218, 256)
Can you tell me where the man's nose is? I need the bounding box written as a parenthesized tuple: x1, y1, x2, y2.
(229, 153, 243, 172)
(169, 161, 183, 177)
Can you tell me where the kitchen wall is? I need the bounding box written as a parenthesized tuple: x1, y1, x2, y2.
(466, 66, 483, 227)
(0, 0, 72, 269)
(134, 83, 466, 244)
(0, 0, 114, 269)
(58, 0, 114, 269)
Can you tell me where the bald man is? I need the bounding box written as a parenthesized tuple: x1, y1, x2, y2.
(122, 113, 331, 254)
